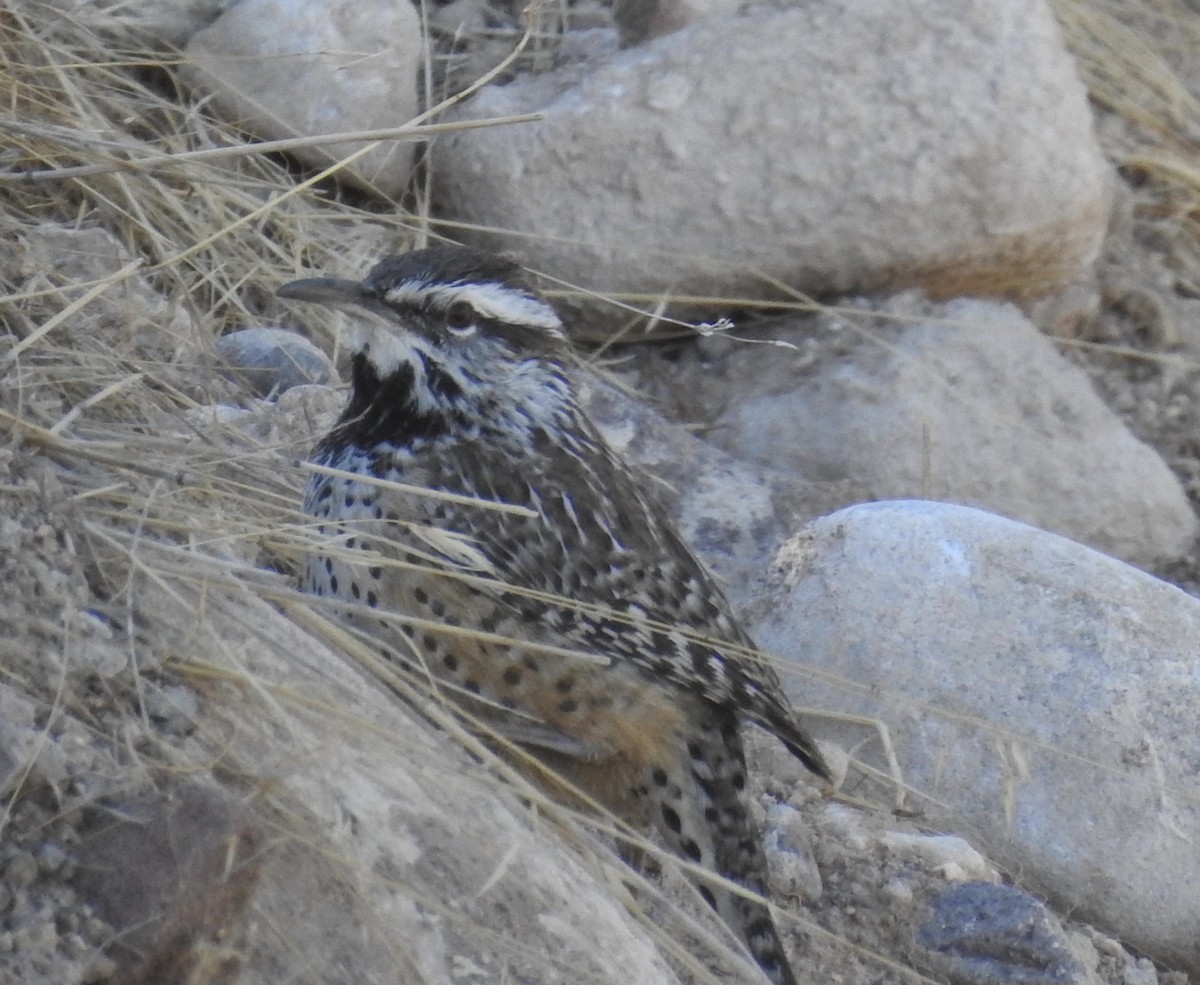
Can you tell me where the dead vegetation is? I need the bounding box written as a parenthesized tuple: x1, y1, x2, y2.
(1, 1, 1199, 983)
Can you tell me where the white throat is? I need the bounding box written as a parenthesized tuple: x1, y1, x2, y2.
(348, 314, 422, 378)
(342, 304, 574, 439)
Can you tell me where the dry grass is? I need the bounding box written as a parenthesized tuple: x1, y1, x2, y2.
(0, 8, 820, 982)
(1051, 0, 1200, 289)
(2, 0, 1199, 983)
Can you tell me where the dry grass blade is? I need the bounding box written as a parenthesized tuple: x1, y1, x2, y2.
(0, 7, 750, 984)
(1050, 0, 1200, 288)
(0, 114, 545, 183)
(2, 1, 1198, 984)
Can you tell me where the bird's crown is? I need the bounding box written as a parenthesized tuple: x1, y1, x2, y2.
(278, 246, 564, 364)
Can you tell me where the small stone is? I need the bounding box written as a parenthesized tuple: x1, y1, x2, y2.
(5, 851, 38, 889)
(82, 954, 120, 984)
(35, 843, 66, 875)
(1092, 935, 1127, 959)
(216, 327, 334, 397)
(143, 684, 199, 732)
(882, 878, 914, 907)
(880, 832, 996, 884)
(917, 882, 1089, 985)
(1124, 958, 1158, 985)
(69, 609, 126, 677)
(427, 0, 488, 36)
(764, 803, 823, 902)
(13, 917, 55, 952)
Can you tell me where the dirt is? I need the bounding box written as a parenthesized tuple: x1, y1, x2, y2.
(1, 4, 1199, 985)
(1061, 173, 1200, 593)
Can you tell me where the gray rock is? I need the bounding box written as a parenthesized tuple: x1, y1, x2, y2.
(0, 685, 71, 800)
(694, 296, 1196, 567)
(917, 883, 1093, 985)
(752, 500, 1200, 973)
(433, 0, 1111, 326)
(0, 687, 39, 800)
(65, 609, 126, 678)
(0, 224, 202, 368)
(216, 327, 333, 396)
(142, 684, 199, 735)
(161, 585, 688, 985)
(41, 0, 237, 46)
(5, 852, 39, 891)
(34, 844, 67, 877)
(184, 0, 421, 197)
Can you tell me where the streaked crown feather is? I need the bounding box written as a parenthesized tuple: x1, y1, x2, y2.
(366, 247, 563, 337)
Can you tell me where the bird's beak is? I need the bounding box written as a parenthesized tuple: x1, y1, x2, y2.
(276, 277, 374, 312)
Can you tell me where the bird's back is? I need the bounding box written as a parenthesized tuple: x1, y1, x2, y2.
(305, 388, 825, 779)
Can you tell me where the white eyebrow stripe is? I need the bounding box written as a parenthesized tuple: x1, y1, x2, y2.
(384, 280, 563, 333)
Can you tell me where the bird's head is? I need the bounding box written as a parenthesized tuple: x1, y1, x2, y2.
(277, 246, 571, 443)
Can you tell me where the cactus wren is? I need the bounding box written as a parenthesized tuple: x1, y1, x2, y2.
(278, 246, 830, 985)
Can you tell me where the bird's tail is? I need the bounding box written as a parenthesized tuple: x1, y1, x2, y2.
(648, 702, 797, 985)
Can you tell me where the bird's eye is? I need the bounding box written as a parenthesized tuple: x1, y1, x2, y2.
(445, 301, 477, 337)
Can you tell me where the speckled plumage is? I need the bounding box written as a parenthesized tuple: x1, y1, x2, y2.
(280, 246, 829, 985)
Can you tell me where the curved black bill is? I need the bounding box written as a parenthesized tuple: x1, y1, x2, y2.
(276, 277, 369, 307)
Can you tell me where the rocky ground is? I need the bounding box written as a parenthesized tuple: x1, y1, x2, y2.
(1073, 187, 1200, 593)
(0, 1, 1198, 985)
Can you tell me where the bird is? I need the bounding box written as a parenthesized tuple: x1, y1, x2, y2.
(277, 245, 830, 985)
